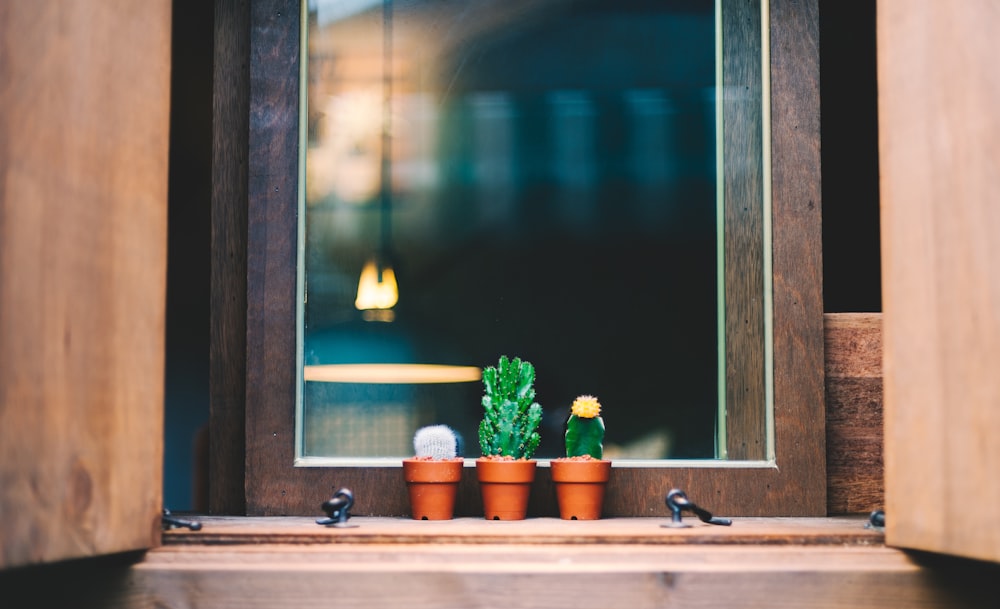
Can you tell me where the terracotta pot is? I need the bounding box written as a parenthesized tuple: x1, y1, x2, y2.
(475, 458, 537, 520)
(402, 458, 464, 520)
(550, 458, 612, 520)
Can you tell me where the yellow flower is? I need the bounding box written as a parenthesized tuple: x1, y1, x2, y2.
(571, 395, 601, 418)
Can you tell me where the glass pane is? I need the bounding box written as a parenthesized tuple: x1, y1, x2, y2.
(299, 0, 729, 461)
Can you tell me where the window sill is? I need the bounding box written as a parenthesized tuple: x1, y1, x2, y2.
(141, 517, 995, 608)
(161, 515, 882, 546)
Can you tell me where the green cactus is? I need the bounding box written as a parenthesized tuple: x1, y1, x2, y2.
(478, 355, 543, 459)
(565, 395, 605, 459)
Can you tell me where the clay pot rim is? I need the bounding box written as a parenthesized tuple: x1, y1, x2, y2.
(402, 458, 465, 483)
(550, 458, 612, 483)
(475, 457, 537, 483)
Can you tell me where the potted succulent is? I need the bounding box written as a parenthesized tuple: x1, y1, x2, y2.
(476, 355, 543, 520)
(550, 395, 612, 520)
(402, 424, 464, 520)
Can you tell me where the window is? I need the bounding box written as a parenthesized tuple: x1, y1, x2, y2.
(298, 0, 757, 465)
(210, 0, 824, 517)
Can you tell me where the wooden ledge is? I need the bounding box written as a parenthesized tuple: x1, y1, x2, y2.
(143, 518, 1000, 608)
(163, 515, 882, 546)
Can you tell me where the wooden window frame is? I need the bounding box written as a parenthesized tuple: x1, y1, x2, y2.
(210, 0, 824, 517)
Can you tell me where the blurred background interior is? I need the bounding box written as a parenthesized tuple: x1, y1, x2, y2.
(301, 0, 718, 462)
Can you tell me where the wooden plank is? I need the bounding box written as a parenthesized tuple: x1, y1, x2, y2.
(130, 545, 997, 609)
(722, 0, 767, 460)
(825, 313, 882, 379)
(0, 0, 171, 568)
(210, 0, 251, 515)
(826, 377, 883, 513)
(878, 0, 1000, 563)
(1, 544, 994, 609)
(242, 0, 304, 517)
(766, 0, 827, 512)
(825, 313, 884, 514)
(162, 515, 882, 546)
(4, 527, 998, 608)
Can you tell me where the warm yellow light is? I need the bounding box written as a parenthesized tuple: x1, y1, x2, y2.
(304, 364, 482, 384)
(355, 258, 398, 311)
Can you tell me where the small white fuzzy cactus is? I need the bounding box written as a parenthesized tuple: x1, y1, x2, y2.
(413, 425, 459, 459)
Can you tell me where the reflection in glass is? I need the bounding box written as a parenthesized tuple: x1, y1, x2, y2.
(300, 0, 720, 460)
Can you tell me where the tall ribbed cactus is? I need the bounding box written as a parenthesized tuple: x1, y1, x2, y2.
(565, 395, 605, 459)
(478, 355, 543, 459)
(413, 425, 459, 460)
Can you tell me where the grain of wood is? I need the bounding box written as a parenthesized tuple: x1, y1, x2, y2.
(137, 539, 994, 609)
(879, 0, 1000, 563)
(210, 0, 251, 516)
(0, 0, 171, 568)
(722, 0, 767, 461)
(825, 314, 884, 514)
(161, 515, 882, 546)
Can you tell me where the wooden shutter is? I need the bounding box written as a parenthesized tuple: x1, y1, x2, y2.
(879, 0, 1000, 563)
(0, 0, 171, 569)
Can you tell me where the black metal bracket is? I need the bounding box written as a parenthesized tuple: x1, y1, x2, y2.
(865, 509, 885, 531)
(662, 489, 733, 528)
(162, 508, 202, 531)
(316, 488, 357, 528)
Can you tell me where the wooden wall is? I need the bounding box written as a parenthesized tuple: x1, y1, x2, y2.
(825, 313, 883, 515)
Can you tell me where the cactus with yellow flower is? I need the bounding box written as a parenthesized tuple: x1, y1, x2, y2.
(565, 394, 605, 459)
